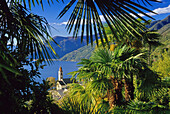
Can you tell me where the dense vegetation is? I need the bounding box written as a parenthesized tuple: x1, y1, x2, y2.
(57, 19, 170, 113)
(60, 15, 170, 62)
(58, 33, 170, 113)
(0, 0, 169, 114)
(0, 0, 65, 113)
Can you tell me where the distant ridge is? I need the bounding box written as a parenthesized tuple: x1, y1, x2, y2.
(58, 15, 170, 61)
(150, 15, 170, 30)
(146, 20, 160, 28)
(59, 44, 95, 61)
(51, 35, 97, 58)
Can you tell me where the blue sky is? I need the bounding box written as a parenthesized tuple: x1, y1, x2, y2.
(30, 0, 170, 37)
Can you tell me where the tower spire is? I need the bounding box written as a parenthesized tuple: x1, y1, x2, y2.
(58, 66, 63, 81)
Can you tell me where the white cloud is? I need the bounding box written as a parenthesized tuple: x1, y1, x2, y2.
(52, 5, 170, 26)
(54, 15, 106, 26)
(49, 22, 67, 26)
(132, 5, 170, 17)
(150, 4, 170, 15)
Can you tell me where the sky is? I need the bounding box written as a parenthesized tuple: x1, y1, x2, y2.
(30, 0, 170, 37)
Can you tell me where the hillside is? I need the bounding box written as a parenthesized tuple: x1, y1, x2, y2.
(146, 20, 160, 28)
(55, 15, 170, 61)
(150, 15, 170, 30)
(151, 23, 170, 60)
(59, 44, 95, 61)
(51, 36, 87, 58)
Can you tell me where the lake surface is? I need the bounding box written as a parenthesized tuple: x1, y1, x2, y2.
(26, 61, 79, 82)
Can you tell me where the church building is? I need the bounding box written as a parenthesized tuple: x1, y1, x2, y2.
(56, 67, 75, 91)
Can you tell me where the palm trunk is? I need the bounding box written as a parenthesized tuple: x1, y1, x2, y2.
(124, 76, 134, 102)
(107, 77, 123, 107)
(148, 44, 151, 66)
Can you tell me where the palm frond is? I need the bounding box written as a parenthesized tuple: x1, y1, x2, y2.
(58, 0, 161, 45)
(0, 2, 58, 64)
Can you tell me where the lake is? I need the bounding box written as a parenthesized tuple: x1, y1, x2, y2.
(25, 61, 79, 82)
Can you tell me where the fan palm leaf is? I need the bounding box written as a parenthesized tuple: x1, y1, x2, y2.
(12, 0, 161, 46)
(0, 1, 58, 64)
(69, 46, 145, 107)
(58, 0, 161, 45)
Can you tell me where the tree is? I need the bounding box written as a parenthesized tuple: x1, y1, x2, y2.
(0, 0, 165, 113)
(58, 0, 161, 46)
(142, 30, 162, 65)
(46, 77, 56, 90)
(152, 51, 170, 78)
(12, 0, 161, 46)
(0, 1, 62, 113)
(69, 45, 146, 108)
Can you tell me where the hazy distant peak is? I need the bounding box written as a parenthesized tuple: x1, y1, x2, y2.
(150, 15, 170, 30)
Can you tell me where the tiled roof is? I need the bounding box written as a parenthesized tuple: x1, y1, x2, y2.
(58, 81, 65, 85)
(63, 78, 76, 84)
(57, 78, 77, 85)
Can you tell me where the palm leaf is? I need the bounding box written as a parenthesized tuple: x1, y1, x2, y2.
(0, 2, 59, 64)
(58, 0, 161, 45)
(11, 0, 162, 46)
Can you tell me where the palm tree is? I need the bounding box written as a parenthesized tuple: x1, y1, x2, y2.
(142, 30, 162, 65)
(97, 22, 162, 67)
(0, 1, 59, 113)
(0, 0, 165, 112)
(111, 45, 146, 102)
(69, 49, 121, 108)
(69, 45, 145, 108)
(58, 0, 161, 45)
(10, 0, 161, 46)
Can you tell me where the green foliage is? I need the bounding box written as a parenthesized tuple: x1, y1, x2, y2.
(110, 100, 170, 114)
(152, 51, 170, 78)
(30, 80, 64, 113)
(135, 66, 161, 101)
(46, 77, 56, 90)
(59, 84, 110, 114)
(0, 0, 63, 113)
(58, 0, 160, 46)
(64, 44, 170, 113)
(127, 100, 164, 111)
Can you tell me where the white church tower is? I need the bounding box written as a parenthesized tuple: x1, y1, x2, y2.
(58, 66, 63, 81)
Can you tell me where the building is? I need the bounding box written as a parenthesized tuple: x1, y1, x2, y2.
(56, 67, 75, 97)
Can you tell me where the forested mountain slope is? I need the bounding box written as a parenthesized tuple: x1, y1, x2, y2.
(55, 15, 170, 61)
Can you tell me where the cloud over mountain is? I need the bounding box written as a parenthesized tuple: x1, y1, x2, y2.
(138, 5, 170, 17)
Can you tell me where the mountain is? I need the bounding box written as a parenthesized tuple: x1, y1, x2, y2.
(146, 20, 160, 28)
(151, 25, 170, 61)
(59, 44, 95, 61)
(51, 36, 96, 58)
(55, 15, 170, 61)
(150, 15, 170, 30)
(157, 23, 170, 43)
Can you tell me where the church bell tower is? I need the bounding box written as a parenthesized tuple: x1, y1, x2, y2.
(58, 66, 63, 81)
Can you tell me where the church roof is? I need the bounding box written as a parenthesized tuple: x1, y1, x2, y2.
(59, 66, 63, 72)
(57, 78, 76, 85)
(63, 78, 76, 84)
(58, 81, 65, 85)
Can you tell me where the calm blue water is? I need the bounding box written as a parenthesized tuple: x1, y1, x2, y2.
(25, 61, 79, 82)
